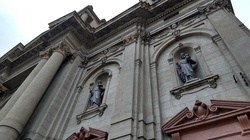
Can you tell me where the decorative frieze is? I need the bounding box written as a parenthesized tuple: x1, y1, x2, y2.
(197, 0, 232, 14)
(122, 33, 138, 46)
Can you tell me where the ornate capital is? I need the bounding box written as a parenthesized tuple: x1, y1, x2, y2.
(52, 40, 75, 59)
(39, 49, 52, 59)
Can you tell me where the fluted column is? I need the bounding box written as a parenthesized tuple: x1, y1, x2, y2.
(0, 41, 75, 140)
(0, 50, 50, 121)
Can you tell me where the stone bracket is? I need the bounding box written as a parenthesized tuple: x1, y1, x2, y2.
(170, 74, 219, 99)
(76, 104, 107, 124)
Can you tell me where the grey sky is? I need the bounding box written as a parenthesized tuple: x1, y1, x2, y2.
(0, 0, 249, 57)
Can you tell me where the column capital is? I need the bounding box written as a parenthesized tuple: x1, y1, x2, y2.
(52, 40, 75, 59)
(39, 49, 52, 59)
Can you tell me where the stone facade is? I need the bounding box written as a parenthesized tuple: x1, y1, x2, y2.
(1, 0, 250, 139)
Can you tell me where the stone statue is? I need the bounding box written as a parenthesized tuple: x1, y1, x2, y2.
(89, 80, 105, 107)
(176, 53, 197, 83)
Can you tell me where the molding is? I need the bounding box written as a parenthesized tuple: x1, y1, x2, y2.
(197, 0, 232, 14)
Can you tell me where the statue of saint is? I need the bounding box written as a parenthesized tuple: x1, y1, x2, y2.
(176, 53, 197, 83)
(89, 80, 105, 107)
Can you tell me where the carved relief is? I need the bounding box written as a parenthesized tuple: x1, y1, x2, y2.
(79, 57, 89, 68)
(66, 127, 108, 140)
(186, 100, 218, 121)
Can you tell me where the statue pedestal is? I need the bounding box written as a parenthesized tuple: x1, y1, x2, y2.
(170, 74, 219, 99)
(76, 103, 107, 124)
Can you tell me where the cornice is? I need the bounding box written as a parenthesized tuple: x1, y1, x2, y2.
(197, 0, 233, 14)
(0, 0, 201, 71)
(147, 0, 195, 25)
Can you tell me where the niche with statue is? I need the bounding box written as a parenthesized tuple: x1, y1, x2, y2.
(170, 45, 219, 99)
(76, 72, 111, 124)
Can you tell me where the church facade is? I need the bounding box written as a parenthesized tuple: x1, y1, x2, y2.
(1, 0, 250, 139)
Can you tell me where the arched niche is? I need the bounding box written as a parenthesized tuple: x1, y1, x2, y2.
(76, 62, 120, 124)
(155, 32, 219, 99)
(87, 71, 110, 108)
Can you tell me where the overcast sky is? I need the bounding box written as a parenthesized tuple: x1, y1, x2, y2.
(0, 0, 249, 57)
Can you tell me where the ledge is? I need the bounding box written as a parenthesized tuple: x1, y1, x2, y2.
(76, 103, 107, 124)
(170, 74, 219, 99)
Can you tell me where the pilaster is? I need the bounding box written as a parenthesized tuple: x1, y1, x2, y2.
(109, 34, 137, 140)
(207, 5, 250, 80)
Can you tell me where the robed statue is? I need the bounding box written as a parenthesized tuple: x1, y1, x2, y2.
(89, 80, 105, 107)
(176, 53, 197, 83)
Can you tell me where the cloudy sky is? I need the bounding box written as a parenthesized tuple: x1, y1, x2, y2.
(0, 0, 249, 57)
